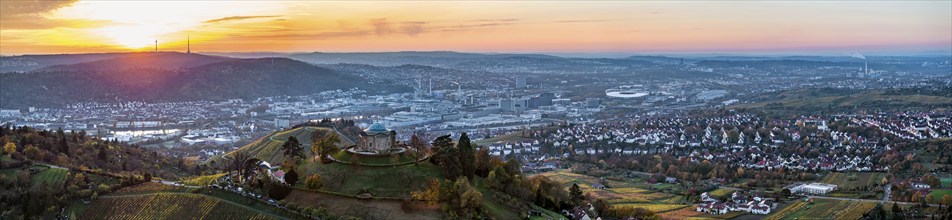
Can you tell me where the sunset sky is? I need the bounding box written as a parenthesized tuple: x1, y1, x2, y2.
(1, 1, 950, 55)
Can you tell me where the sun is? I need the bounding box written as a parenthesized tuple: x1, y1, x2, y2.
(97, 25, 162, 49)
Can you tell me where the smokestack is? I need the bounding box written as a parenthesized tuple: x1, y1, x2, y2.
(864, 60, 868, 75)
(428, 78, 432, 95)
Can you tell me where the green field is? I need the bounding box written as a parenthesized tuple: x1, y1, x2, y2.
(284, 188, 442, 220)
(297, 160, 442, 198)
(474, 132, 534, 146)
(929, 189, 952, 202)
(30, 166, 68, 190)
(820, 172, 885, 189)
(707, 188, 736, 199)
(329, 150, 418, 166)
(81, 193, 280, 220)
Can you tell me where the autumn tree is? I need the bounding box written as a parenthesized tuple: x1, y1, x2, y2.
(305, 174, 323, 189)
(3, 141, 15, 156)
(23, 145, 40, 160)
(474, 148, 492, 177)
(311, 132, 340, 163)
(411, 178, 441, 205)
(409, 133, 428, 164)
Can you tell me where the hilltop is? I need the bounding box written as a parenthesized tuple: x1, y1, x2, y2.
(0, 53, 410, 108)
(214, 124, 571, 219)
(218, 126, 355, 165)
(38, 52, 233, 71)
(0, 52, 131, 72)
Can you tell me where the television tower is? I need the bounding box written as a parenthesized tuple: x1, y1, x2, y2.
(187, 34, 191, 54)
(154, 40, 157, 53)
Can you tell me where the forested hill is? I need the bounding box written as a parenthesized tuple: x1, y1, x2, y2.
(38, 52, 233, 71)
(0, 125, 193, 179)
(0, 53, 410, 108)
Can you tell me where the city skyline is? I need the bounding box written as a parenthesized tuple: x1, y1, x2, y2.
(2, 1, 951, 55)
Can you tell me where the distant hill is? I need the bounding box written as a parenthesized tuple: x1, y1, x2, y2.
(731, 87, 952, 113)
(292, 51, 655, 74)
(0, 52, 132, 72)
(0, 53, 409, 108)
(287, 51, 558, 66)
(39, 52, 233, 71)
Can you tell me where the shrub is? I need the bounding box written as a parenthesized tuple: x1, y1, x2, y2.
(267, 183, 292, 200)
(305, 174, 323, 190)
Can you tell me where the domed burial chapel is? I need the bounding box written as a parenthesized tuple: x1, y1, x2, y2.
(348, 122, 406, 155)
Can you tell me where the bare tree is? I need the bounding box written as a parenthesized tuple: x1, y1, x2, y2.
(230, 151, 251, 183)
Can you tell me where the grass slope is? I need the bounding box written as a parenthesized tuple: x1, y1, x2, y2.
(297, 160, 442, 198)
(30, 166, 68, 190)
(220, 126, 355, 165)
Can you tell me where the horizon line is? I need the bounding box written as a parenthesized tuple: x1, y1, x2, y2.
(3, 50, 951, 58)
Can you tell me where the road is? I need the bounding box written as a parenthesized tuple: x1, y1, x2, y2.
(151, 180, 200, 189)
(882, 184, 891, 204)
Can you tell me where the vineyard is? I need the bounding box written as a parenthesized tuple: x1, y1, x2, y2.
(764, 201, 807, 220)
(611, 203, 687, 213)
(535, 171, 696, 217)
(228, 126, 355, 164)
(182, 173, 226, 186)
(81, 193, 276, 220)
(114, 182, 183, 194)
(765, 199, 877, 220)
(657, 206, 704, 219)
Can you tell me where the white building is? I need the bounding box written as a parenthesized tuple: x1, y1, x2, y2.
(789, 182, 837, 195)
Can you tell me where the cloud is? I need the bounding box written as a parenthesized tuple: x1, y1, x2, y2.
(222, 30, 371, 41)
(0, 0, 95, 30)
(203, 15, 280, 23)
(467, 19, 519, 22)
(0, 0, 78, 17)
(554, 19, 610, 23)
(401, 22, 426, 36)
(438, 20, 518, 32)
(370, 18, 392, 35)
(0, 16, 111, 30)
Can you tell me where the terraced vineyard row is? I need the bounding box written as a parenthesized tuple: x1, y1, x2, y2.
(611, 203, 687, 213)
(80, 193, 276, 220)
(765, 201, 807, 220)
(182, 173, 227, 186)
